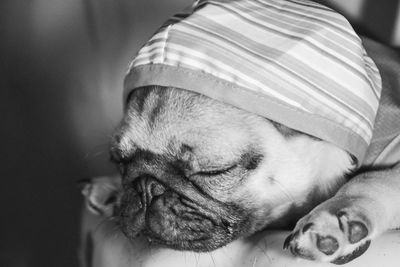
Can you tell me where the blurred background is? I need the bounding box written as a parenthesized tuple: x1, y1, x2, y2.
(0, 0, 399, 266)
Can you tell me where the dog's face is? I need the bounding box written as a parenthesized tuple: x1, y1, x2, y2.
(108, 86, 353, 252)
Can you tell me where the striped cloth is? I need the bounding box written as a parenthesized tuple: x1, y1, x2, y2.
(124, 0, 382, 164)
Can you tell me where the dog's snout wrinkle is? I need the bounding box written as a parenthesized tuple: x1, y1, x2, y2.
(133, 175, 166, 208)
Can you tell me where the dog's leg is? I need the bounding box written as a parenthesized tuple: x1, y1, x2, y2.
(285, 163, 400, 264)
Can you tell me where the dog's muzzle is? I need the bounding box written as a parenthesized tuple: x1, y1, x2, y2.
(116, 174, 230, 250)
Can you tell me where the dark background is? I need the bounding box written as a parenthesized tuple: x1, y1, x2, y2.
(0, 0, 398, 267)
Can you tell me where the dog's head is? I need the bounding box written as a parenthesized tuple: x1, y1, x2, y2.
(84, 85, 353, 251)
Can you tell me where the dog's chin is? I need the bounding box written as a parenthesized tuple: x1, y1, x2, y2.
(116, 186, 249, 252)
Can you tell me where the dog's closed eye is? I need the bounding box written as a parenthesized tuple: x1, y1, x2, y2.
(194, 164, 238, 177)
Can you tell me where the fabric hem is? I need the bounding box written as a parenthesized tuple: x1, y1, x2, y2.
(124, 64, 368, 164)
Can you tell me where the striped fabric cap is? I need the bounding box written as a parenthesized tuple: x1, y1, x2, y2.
(124, 0, 382, 164)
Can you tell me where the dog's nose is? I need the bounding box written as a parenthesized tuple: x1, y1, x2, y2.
(133, 175, 166, 206)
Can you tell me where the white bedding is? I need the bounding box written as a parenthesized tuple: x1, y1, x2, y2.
(80, 207, 400, 267)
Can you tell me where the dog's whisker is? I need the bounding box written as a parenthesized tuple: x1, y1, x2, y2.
(103, 226, 120, 241)
(92, 215, 118, 236)
(268, 177, 295, 203)
(83, 143, 110, 159)
(147, 240, 155, 259)
(84, 149, 108, 160)
(194, 252, 199, 267)
(255, 242, 267, 256)
(252, 256, 258, 267)
(208, 252, 216, 267)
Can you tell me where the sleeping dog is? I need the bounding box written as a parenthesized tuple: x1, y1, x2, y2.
(82, 0, 400, 264)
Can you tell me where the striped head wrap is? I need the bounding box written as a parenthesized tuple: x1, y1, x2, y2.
(124, 0, 382, 165)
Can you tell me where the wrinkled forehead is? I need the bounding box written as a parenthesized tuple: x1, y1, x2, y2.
(113, 86, 263, 167)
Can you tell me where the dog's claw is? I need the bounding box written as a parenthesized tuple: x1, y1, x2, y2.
(283, 234, 292, 250)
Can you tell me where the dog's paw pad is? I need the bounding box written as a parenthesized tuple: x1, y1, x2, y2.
(348, 221, 368, 243)
(284, 207, 372, 264)
(336, 211, 369, 244)
(316, 235, 339, 255)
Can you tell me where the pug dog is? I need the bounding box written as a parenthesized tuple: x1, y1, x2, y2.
(82, 0, 400, 265)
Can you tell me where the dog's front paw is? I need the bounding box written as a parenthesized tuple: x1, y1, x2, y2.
(284, 202, 372, 264)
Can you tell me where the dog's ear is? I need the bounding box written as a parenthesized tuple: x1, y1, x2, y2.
(79, 175, 122, 217)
